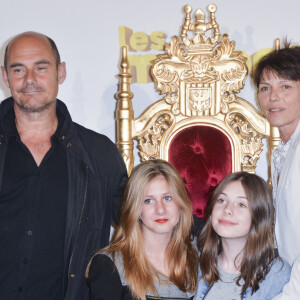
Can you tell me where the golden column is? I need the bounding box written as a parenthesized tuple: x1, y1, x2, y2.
(268, 38, 281, 186)
(116, 47, 134, 174)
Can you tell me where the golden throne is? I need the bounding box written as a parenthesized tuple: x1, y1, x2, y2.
(115, 4, 279, 220)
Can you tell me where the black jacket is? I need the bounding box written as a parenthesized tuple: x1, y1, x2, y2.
(0, 98, 128, 300)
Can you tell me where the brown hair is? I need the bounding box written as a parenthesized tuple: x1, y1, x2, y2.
(253, 42, 300, 87)
(198, 172, 277, 296)
(86, 159, 198, 300)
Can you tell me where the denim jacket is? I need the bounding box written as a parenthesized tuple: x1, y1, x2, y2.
(194, 258, 291, 300)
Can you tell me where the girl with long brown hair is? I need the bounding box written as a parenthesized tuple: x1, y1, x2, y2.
(86, 159, 198, 300)
(195, 172, 290, 300)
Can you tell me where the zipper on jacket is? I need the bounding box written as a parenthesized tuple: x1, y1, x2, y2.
(67, 165, 89, 278)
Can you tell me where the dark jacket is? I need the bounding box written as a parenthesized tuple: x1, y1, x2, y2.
(0, 98, 128, 300)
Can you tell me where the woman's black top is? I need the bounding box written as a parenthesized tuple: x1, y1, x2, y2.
(87, 253, 193, 300)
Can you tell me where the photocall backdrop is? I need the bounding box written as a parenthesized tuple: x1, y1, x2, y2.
(0, 0, 299, 180)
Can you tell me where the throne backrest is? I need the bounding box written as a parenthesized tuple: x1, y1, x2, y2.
(115, 4, 280, 219)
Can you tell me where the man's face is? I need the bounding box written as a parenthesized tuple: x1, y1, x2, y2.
(258, 71, 300, 141)
(1, 34, 66, 113)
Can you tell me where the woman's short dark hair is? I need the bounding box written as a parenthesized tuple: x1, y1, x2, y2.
(253, 45, 300, 87)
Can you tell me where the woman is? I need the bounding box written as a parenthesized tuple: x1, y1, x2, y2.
(253, 42, 300, 300)
(195, 172, 290, 300)
(86, 159, 198, 300)
(253, 45, 300, 266)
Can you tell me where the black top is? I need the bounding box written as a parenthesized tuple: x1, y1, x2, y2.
(87, 253, 193, 300)
(0, 108, 68, 300)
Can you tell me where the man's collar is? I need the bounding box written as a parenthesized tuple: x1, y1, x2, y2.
(2, 106, 18, 139)
(0, 97, 69, 142)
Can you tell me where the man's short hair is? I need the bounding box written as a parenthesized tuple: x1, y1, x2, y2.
(4, 33, 61, 70)
(253, 45, 300, 87)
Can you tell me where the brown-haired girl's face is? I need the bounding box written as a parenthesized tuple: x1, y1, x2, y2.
(140, 175, 180, 240)
(211, 180, 252, 244)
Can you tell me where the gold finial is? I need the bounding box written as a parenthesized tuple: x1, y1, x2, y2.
(180, 3, 220, 51)
(120, 46, 130, 74)
(116, 46, 134, 174)
(180, 5, 192, 42)
(208, 4, 216, 13)
(184, 4, 192, 14)
(275, 38, 280, 50)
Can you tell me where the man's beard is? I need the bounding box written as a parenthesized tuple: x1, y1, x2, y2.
(15, 100, 53, 113)
(15, 85, 53, 113)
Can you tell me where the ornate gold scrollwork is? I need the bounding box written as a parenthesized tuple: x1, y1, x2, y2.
(137, 114, 173, 161)
(227, 114, 263, 173)
(116, 4, 274, 182)
(152, 6, 248, 118)
(188, 87, 211, 111)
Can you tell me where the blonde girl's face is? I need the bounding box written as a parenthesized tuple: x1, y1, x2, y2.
(211, 180, 252, 244)
(140, 175, 180, 240)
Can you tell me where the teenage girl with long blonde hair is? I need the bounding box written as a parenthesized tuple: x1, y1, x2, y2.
(86, 159, 198, 300)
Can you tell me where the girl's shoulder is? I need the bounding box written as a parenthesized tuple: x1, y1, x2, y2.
(98, 251, 127, 285)
(268, 257, 291, 277)
(244, 257, 291, 300)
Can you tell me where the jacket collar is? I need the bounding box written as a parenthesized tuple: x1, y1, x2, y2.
(0, 97, 95, 173)
(0, 97, 13, 143)
(56, 99, 95, 174)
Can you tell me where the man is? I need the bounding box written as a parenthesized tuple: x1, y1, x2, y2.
(0, 32, 127, 300)
(253, 45, 300, 298)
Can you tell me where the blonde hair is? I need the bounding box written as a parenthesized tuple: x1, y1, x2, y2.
(86, 159, 198, 300)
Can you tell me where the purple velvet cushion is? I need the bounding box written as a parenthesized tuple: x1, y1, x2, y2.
(169, 126, 232, 219)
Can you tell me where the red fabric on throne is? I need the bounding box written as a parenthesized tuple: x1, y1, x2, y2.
(169, 126, 232, 219)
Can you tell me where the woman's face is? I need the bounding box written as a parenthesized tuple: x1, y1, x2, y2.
(211, 180, 252, 244)
(258, 71, 300, 142)
(140, 175, 180, 241)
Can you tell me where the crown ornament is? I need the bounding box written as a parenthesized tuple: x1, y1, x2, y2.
(152, 3, 248, 116)
(180, 4, 220, 54)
